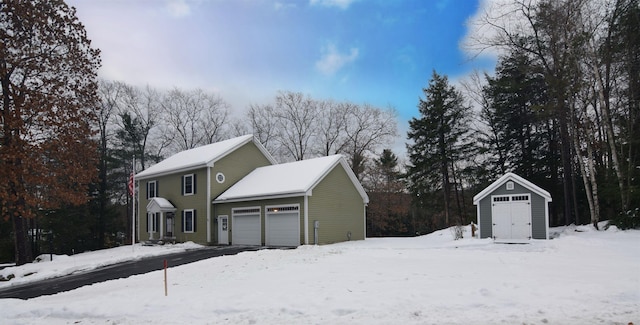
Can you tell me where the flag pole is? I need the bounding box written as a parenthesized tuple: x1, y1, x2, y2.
(132, 156, 136, 252)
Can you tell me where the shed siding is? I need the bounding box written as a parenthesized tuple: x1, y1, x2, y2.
(308, 165, 365, 244)
(477, 180, 548, 240)
(214, 197, 305, 245)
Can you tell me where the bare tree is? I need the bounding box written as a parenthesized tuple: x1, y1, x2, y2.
(248, 103, 281, 156)
(274, 91, 318, 161)
(315, 100, 350, 156)
(161, 88, 230, 152)
(344, 104, 398, 180)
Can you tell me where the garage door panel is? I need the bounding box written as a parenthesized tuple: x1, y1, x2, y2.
(491, 195, 532, 241)
(266, 212, 299, 247)
(492, 203, 511, 240)
(233, 214, 261, 246)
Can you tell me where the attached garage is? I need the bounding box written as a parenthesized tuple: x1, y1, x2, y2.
(265, 205, 300, 247)
(232, 207, 261, 246)
(473, 173, 552, 242)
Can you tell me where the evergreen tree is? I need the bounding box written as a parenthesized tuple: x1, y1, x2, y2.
(366, 149, 410, 236)
(407, 71, 472, 228)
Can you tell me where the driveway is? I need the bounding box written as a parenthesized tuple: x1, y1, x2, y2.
(0, 245, 260, 300)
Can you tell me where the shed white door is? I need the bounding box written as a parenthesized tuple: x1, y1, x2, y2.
(266, 212, 299, 247)
(491, 195, 532, 240)
(232, 213, 261, 246)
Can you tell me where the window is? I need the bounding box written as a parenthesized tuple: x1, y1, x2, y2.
(493, 196, 510, 202)
(216, 172, 225, 184)
(506, 181, 514, 190)
(182, 209, 196, 233)
(147, 181, 158, 199)
(183, 174, 196, 195)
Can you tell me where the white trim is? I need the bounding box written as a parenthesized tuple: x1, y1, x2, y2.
(207, 167, 211, 243)
(215, 172, 225, 184)
(304, 195, 309, 245)
(473, 172, 551, 205)
(183, 173, 195, 196)
(147, 180, 157, 199)
(476, 204, 481, 238)
(214, 192, 306, 204)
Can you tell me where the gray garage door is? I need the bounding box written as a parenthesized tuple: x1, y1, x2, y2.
(266, 212, 300, 247)
(232, 211, 261, 246)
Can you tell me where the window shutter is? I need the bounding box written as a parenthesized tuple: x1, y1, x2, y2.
(146, 182, 150, 199)
(147, 214, 151, 232)
(181, 210, 185, 232)
(193, 210, 197, 232)
(181, 176, 184, 195)
(193, 175, 197, 194)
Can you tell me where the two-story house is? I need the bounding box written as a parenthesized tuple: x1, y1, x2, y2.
(136, 134, 369, 246)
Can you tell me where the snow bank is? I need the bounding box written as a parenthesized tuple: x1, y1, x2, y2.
(0, 226, 638, 324)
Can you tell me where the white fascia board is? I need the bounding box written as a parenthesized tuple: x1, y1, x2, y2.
(473, 172, 552, 205)
(213, 192, 305, 204)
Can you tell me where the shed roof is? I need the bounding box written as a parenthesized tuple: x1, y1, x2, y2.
(136, 135, 276, 179)
(472, 172, 552, 205)
(213, 155, 369, 204)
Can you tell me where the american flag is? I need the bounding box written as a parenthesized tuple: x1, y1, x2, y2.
(128, 172, 134, 196)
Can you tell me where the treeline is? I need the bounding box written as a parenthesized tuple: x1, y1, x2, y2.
(368, 0, 640, 236)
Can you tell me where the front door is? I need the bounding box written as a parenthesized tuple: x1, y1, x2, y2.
(218, 215, 229, 245)
(166, 212, 175, 238)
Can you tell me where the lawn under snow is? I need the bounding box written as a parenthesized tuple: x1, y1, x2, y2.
(0, 224, 638, 325)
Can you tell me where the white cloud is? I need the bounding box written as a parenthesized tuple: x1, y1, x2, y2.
(165, 0, 191, 18)
(315, 44, 359, 76)
(309, 0, 358, 10)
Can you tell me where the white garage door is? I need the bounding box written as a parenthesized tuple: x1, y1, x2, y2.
(232, 208, 261, 246)
(491, 195, 531, 241)
(266, 209, 300, 247)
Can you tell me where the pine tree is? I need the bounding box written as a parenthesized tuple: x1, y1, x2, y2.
(0, 0, 101, 264)
(407, 71, 471, 228)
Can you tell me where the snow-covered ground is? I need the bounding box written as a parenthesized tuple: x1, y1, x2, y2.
(0, 224, 638, 324)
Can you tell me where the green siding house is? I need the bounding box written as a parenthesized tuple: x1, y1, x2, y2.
(136, 135, 369, 247)
(135, 135, 276, 244)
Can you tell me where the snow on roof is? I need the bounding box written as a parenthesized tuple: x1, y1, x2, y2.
(146, 197, 176, 212)
(473, 172, 552, 204)
(214, 155, 368, 203)
(136, 135, 273, 179)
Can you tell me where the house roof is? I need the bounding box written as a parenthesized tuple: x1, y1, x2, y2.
(472, 172, 552, 205)
(136, 135, 276, 179)
(213, 155, 369, 204)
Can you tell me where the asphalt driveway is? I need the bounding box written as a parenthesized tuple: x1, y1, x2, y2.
(0, 245, 260, 300)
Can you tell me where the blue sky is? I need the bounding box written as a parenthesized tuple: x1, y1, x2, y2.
(68, 0, 496, 126)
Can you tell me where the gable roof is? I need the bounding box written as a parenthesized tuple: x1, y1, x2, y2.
(146, 197, 176, 213)
(213, 155, 369, 204)
(136, 135, 276, 180)
(472, 172, 552, 205)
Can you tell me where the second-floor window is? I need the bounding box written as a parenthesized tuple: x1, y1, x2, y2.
(147, 181, 158, 199)
(183, 174, 196, 195)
